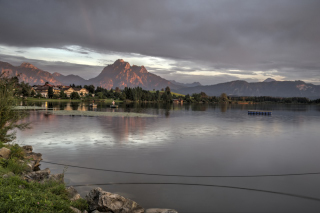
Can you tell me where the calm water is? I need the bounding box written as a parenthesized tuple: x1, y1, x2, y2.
(16, 102, 320, 212)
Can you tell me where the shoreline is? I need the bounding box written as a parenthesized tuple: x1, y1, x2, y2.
(0, 145, 178, 213)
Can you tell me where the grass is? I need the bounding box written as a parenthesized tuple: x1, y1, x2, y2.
(0, 176, 88, 212)
(43, 110, 157, 117)
(0, 144, 89, 212)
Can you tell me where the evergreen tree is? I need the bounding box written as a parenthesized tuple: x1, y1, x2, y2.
(0, 76, 30, 143)
(48, 87, 54, 98)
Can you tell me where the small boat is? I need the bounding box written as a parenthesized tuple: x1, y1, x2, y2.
(110, 100, 118, 108)
(89, 103, 97, 107)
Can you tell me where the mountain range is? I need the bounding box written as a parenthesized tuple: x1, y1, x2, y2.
(0, 59, 181, 90)
(1, 59, 319, 99)
(176, 80, 320, 99)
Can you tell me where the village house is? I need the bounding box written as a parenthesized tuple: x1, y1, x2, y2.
(33, 83, 88, 98)
(173, 98, 184, 104)
(61, 87, 89, 97)
(34, 86, 49, 98)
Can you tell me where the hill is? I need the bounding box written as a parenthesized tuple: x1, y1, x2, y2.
(176, 80, 320, 99)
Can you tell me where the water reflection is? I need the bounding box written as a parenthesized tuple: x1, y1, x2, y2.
(16, 102, 320, 212)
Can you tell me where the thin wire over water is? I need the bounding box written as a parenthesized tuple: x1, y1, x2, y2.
(69, 182, 320, 202)
(43, 160, 320, 178)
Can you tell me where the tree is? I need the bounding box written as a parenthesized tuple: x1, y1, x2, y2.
(59, 90, 66, 98)
(0, 75, 30, 143)
(119, 92, 126, 100)
(31, 89, 36, 97)
(20, 82, 32, 97)
(48, 87, 54, 98)
(84, 85, 95, 94)
(163, 86, 172, 102)
(97, 92, 104, 99)
(220, 93, 228, 102)
(70, 92, 80, 99)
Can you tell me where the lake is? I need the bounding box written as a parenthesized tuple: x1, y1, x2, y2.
(16, 102, 320, 212)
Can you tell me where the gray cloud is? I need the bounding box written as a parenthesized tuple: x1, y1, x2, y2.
(0, 54, 103, 79)
(0, 0, 319, 84)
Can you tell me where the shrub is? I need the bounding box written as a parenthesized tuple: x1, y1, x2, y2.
(9, 144, 25, 159)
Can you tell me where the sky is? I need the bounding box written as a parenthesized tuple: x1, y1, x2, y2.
(0, 0, 320, 85)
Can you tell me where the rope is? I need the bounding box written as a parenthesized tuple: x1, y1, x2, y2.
(69, 182, 320, 202)
(43, 160, 320, 178)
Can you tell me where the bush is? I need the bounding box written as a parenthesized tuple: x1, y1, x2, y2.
(9, 144, 25, 159)
(5, 158, 27, 174)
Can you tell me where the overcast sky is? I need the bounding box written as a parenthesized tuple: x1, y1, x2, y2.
(0, 0, 319, 85)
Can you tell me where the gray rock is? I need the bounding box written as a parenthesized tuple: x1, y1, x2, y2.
(67, 186, 81, 201)
(24, 168, 50, 182)
(48, 173, 64, 183)
(86, 187, 144, 213)
(24, 152, 42, 168)
(82, 211, 88, 213)
(22, 145, 33, 153)
(0, 147, 11, 159)
(70, 206, 81, 213)
(25, 160, 36, 172)
(145, 209, 178, 213)
(2, 172, 14, 178)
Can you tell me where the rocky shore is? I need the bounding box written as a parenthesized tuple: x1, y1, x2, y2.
(0, 145, 178, 213)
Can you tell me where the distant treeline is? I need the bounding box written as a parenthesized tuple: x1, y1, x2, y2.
(10, 79, 320, 104)
(64, 85, 320, 104)
(188, 92, 320, 104)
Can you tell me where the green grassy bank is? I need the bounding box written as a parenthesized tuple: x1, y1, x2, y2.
(0, 144, 88, 212)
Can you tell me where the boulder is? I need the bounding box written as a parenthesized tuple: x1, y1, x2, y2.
(48, 173, 64, 183)
(70, 206, 81, 213)
(24, 152, 42, 168)
(22, 145, 33, 153)
(25, 160, 37, 172)
(23, 168, 50, 182)
(0, 147, 11, 159)
(145, 209, 178, 213)
(86, 187, 144, 213)
(2, 172, 14, 178)
(67, 186, 81, 201)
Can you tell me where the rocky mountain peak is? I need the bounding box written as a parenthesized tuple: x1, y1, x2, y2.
(20, 62, 38, 69)
(113, 59, 130, 69)
(116, 59, 124, 63)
